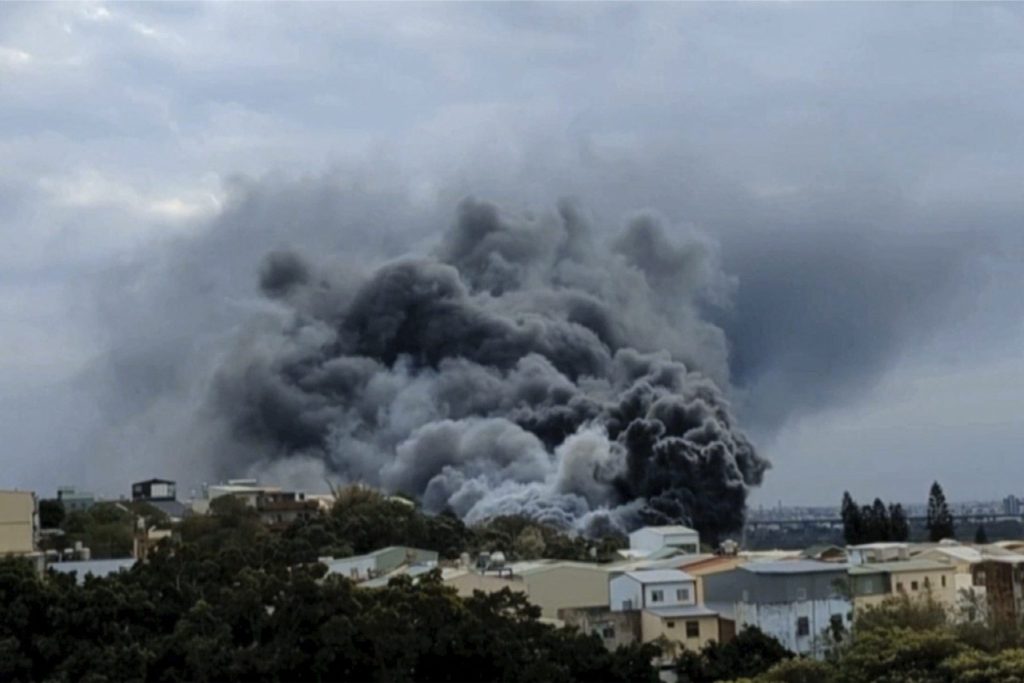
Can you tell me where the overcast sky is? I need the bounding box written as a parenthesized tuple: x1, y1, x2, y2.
(2, 2, 1023, 506)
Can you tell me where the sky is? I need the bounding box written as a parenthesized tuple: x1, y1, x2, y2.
(2, 2, 1023, 507)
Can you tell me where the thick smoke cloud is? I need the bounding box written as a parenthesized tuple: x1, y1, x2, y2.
(211, 198, 766, 539)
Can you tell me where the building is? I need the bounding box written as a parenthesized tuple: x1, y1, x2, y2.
(56, 486, 95, 513)
(628, 526, 700, 556)
(641, 604, 724, 655)
(972, 558, 1024, 625)
(610, 569, 697, 611)
(49, 558, 136, 584)
(0, 490, 37, 556)
(703, 560, 851, 658)
(131, 479, 177, 502)
(447, 560, 613, 620)
(1003, 495, 1021, 516)
(254, 491, 319, 528)
(323, 546, 438, 582)
(848, 559, 957, 612)
(558, 606, 642, 651)
(847, 542, 910, 566)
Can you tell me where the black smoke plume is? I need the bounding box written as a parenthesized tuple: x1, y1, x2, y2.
(212, 198, 768, 540)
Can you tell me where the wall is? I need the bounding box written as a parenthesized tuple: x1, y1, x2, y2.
(559, 607, 641, 651)
(641, 611, 719, 652)
(324, 554, 378, 581)
(522, 565, 610, 619)
(610, 575, 644, 611)
(736, 598, 851, 657)
(446, 572, 526, 600)
(0, 491, 35, 555)
(643, 581, 695, 608)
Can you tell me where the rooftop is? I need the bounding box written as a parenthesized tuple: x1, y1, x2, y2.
(848, 559, 951, 574)
(645, 605, 719, 619)
(622, 569, 694, 583)
(741, 560, 848, 575)
(632, 525, 698, 536)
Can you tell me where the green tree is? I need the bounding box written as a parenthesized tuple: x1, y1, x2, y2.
(888, 504, 909, 542)
(753, 658, 838, 683)
(974, 525, 989, 544)
(926, 481, 955, 542)
(841, 492, 863, 545)
(38, 499, 65, 529)
(676, 626, 792, 682)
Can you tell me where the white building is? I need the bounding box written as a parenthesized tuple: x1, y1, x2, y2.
(847, 542, 910, 566)
(610, 569, 697, 611)
(628, 525, 700, 555)
(703, 560, 851, 658)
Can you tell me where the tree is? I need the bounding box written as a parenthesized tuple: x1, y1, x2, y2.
(888, 504, 909, 542)
(38, 499, 64, 529)
(974, 525, 989, 544)
(841, 492, 864, 545)
(675, 626, 792, 682)
(926, 482, 955, 542)
(869, 499, 891, 542)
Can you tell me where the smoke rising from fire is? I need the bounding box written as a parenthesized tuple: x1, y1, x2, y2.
(212, 198, 767, 538)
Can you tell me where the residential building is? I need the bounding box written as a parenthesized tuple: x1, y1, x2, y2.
(254, 491, 318, 528)
(916, 545, 985, 618)
(972, 558, 1024, 625)
(703, 560, 851, 658)
(610, 569, 697, 611)
(847, 542, 910, 566)
(323, 546, 438, 582)
(848, 559, 957, 612)
(628, 526, 700, 556)
(558, 607, 642, 651)
(132, 479, 177, 502)
(56, 486, 95, 513)
(641, 604, 724, 654)
(1004, 495, 1021, 516)
(0, 490, 37, 556)
(801, 545, 847, 563)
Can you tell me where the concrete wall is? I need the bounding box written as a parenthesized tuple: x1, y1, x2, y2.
(630, 528, 699, 553)
(641, 611, 719, 652)
(559, 607, 641, 651)
(446, 572, 526, 600)
(0, 491, 35, 555)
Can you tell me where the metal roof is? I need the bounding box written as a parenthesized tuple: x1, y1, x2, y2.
(645, 605, 719, 619)
(848, 559, 952, 574)
(741, 560, 848, 574)
(631, 525, 699, 536)
(621, 569, 694, 583)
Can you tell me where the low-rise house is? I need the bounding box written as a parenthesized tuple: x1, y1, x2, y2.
(629, 526, 700, 556)
(131, 478, 191, 521)
(848, 559, 957, 612)
(323, 546, 438, 582)
(558, 606, 642, 651)
(703, 560, 851, 658)
(641, 604, 724, 655)
(916, 545, 986, 618)
(972, 558, 1024, 625)
(254, 491, 318, 528)
(610, 569, 698, 612)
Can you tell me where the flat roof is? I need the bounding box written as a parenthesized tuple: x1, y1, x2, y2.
(849, 559, 952, 574)
(742, 560, 848, 574)
(631, 525, 698, 536)
(622, 569, 694, 583)
(645, 605, 719, 619)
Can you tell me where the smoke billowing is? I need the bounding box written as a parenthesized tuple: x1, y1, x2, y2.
(212, 198, 767, 538)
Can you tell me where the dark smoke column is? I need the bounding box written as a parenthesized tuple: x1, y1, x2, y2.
(215, 198, 768, 541)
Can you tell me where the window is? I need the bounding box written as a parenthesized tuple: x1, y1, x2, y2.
(830, 615, 843, 632)
(601, 626, 615, 639)
(651, 590, 664, 603)
(796, 587, 807, 601)
(941, 575, 947, 588)
(797, 617, 810, 637)
(686, 621, 700, 638)
(911, 581, 919, 591)
(622, 599, 633, 610)
(676, 587, 691, 602)
(924, 577, 931, 589)
(896, 581, 904, 593)
(976, 571, 987, 587)
(666, 620, 675, 628)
